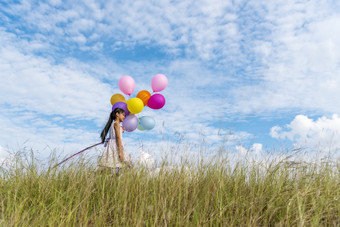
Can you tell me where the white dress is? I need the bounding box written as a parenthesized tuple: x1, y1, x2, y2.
(98, 121, 131, 169)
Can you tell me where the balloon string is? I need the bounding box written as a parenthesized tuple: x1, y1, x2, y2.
(52, 141, 103, 169)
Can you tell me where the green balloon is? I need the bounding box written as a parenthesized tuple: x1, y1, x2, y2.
(137, 119, 145, 131)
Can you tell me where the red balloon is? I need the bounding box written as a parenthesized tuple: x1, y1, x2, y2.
(147, 94, 165, 109)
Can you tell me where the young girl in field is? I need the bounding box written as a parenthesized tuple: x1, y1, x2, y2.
(98, 108, 132, 174)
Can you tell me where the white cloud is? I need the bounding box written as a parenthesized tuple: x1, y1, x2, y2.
(0, 145, 8, 163)
(252, 143, 263, 155)
(0, 29, 117, 156)
(49, 0, 62, 6)
(235, 143, 263, 156)
(271, 114, 340, 151)
(9, 0, 340, 117)
(0, 28, 240, 157)
(0, 112, 101, 158)
(229, 0, 340, 115)
(235, 145, 247, 155)
(2, 0, 242, 62)
(0, 29, 112, 122)
(2, 0, 340, 161)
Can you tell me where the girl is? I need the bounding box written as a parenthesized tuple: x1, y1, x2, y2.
(98, 108, 132, 174)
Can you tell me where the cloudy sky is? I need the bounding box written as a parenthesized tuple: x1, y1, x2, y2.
(1, 0, 340, 162)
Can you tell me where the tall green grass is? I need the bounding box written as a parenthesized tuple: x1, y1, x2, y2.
(0, 152, 339, 226)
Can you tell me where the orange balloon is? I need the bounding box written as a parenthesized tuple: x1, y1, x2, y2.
(110, 93, 126, 105)
(137, 90, 151, 106)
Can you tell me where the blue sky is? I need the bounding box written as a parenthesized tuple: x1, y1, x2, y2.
(1, 0, 340, 162)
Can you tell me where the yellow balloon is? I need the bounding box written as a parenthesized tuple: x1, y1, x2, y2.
(127, 98, 144, 114)
(110, 93, 126, 105)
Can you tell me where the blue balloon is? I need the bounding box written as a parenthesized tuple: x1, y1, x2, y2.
(139, 116, 155, 130)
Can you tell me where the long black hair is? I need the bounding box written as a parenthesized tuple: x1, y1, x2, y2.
(100, 108, 125, 143)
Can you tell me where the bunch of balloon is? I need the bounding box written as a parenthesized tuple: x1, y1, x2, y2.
(110, 74, 168, 132)
(136, 74, 168, 131)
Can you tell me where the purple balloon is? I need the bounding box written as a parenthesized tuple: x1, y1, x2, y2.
(147, 94, 165, 109)
(112, 102, 130, 116)
(122, 114, 138, 132)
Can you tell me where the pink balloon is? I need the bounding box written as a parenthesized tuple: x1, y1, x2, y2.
(147, 94, 165, 109)
(151, 74, 168, 92)
(119, 75, 135, 96)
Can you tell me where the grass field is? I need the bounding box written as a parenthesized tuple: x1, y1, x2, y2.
(0, 151, 339, 226)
